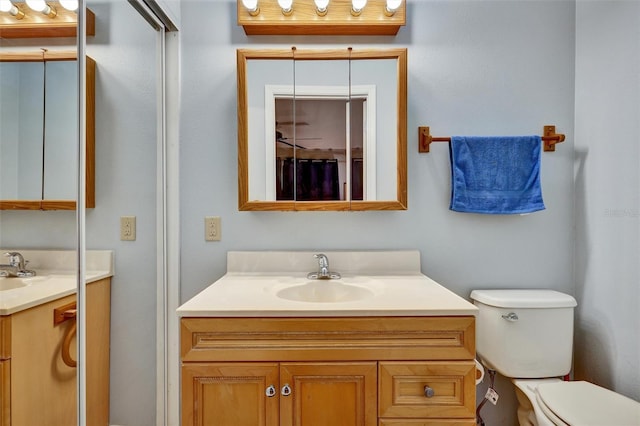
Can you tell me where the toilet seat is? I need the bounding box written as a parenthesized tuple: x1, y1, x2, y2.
(535, 381, 640, 426)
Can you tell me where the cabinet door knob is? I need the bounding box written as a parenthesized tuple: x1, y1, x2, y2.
(265, 385, 276, 397)
(281, 384, 292, 396)
(424, 386, 435, 398)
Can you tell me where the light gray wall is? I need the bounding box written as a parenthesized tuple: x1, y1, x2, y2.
(574, 0, 640, 403)
(180, 1, 576, 424)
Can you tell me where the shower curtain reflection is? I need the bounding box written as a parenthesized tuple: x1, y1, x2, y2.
(277, 158, 340, 201)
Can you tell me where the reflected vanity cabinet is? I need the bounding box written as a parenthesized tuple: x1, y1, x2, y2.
(0, 278, 110, 426)
(181, 316, 476, 426)
(0, 51, 95, 211)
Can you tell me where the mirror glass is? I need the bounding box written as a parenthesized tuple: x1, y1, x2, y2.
(0, 61, 45, 200)
(238, 48, 407, 211)
(0, 53, 94, 210)
(44, 60, 78, 200)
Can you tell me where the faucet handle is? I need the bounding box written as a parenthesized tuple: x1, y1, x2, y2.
(4, 252, 25, 269)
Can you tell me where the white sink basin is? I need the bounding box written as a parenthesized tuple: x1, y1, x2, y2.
(276, 280, 375, 303)
(0, 274, 64, 292)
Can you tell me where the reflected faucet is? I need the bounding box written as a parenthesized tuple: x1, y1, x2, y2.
(307, 253, 341, 280)
(0, 252, 36, 278)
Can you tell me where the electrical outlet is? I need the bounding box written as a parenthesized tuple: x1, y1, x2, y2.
(120, 216, 136, 241)
(205, 216, 221, 241)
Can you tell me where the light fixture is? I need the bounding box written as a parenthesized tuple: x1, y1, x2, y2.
(0, 0, 25, 19)
(384, 0, 401, 16)
(59, 0, 78, 12)
(25, 0, 57, 18)
(241, 0, 259, 16)
(350, 0, 366, 16)
(278, 0, 293, 16)
(237, 0, 405, 36)
(314, 0, 329, 16)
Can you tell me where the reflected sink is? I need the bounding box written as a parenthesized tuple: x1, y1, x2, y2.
(276, 280, 375, 303)
(0, 278, 27, 291)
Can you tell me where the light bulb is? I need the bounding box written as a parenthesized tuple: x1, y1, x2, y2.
(0, 0, 23, 17)
(277, 0, 293, 16)
(241, 0, 259, 16)
(350, 0, 367, 16)
(59, 0, 78, 11)
(314, 0, 329, 16)
(384, 0, 401, 16)
(0, 0, 12, 12)
(25, 0, 57, 17)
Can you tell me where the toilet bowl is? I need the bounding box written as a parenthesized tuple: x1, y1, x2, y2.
(470, 289, 640, 426)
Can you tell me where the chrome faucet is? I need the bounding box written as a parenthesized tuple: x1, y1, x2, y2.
(307, 253, 341, 280)
(0, 252, 36, 278)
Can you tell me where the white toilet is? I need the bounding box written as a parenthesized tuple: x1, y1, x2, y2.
(470, 289, 640, 426)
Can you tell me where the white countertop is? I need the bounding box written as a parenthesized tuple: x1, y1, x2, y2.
(0, 250, 114, 315)
(177, 250, 477, 318)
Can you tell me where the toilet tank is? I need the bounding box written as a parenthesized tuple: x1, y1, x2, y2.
(470, 289, 577, 378)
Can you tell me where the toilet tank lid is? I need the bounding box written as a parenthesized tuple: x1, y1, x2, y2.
(470, 289, 577, 308)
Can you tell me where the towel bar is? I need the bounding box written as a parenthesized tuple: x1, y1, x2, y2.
(418, 125, 565, 153)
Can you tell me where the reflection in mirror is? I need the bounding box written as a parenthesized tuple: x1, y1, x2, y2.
(0, 52, 95, 210)
(238, 48, 407, 211)
(0, 61, 45, 200)
(44, 60, 78, 200)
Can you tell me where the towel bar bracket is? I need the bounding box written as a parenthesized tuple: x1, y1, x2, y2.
(418, 125, 565, 153)
(418, 126, 449, 153)
(418, 126, 432, 152)
(543, 125, 566, 152)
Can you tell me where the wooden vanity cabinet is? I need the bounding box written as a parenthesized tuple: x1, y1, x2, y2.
(0, 278, 111, 426)
(181, 316, 476, 426)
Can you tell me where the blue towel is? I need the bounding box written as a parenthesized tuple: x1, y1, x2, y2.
(449, 135, 545, 214)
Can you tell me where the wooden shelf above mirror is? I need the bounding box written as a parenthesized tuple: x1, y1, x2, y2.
(237, 0, 405, 36)
(0, 2, 94, 39)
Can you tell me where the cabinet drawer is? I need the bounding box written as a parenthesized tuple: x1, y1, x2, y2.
(379, 420, 475, 426)
(379, 362, 475, 419)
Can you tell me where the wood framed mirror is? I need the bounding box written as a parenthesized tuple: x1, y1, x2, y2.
(0, 51, 95, 210)
(237, 47, 407, 211)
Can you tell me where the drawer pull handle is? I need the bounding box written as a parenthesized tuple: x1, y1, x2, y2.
(424, 386, 435, 398)
(281, 384, 292, 396)
(265, 385, 276, 397)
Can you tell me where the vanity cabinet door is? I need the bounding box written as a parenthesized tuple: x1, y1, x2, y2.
(280, 362, 377, 426)
(181, 363, 279, 426)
